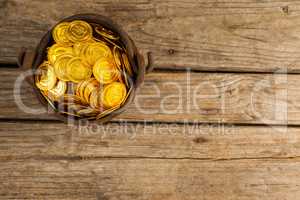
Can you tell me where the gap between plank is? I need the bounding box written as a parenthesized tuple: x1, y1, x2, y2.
(2, 155, 300, 162)
(0, 118, 297, 128)
(2, 63, 300, 75)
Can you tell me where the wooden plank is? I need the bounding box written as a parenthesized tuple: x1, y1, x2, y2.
(2, 0, 300, 72)
(1, 68, 300, 125)
(1, 158, 300, 199)
(0, 121, 298, 160)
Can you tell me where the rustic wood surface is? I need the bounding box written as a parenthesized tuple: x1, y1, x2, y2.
(1, 0, 300, 199)
(2, 68, 300, 125)
(2, 0, 300, 72)
(0, 121, 299, 160)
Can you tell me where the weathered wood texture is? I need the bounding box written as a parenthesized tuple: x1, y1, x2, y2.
(1, 159, 300, 200)
(0, 121, 298, 160)
(2, 0, 300, 72)
(1, 68, 299, 125)
(2, 1, 300, 199)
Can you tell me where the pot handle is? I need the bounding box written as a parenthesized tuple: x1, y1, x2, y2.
(144, 52, 154, 74)
(135, 52, 154, 74)
(17, 47, 36, 71)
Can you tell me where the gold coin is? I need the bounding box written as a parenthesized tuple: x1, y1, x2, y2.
(95, 26, 119, 40)
(53, 54, 73, 81)
(113, 46, 122, 70)
(35, 61, 57, 91)
(121, 53, 133, 77)
(59, 94, 83, 105)
(66, 57, 92, 83)
(93, 57, 119, 84)
(46, 80, 67, 101)
(89, 89, 102, 109)
(101, 82, 127, 108)
(67, 20, 93, 43)
(75, 80, 85, 97)
(75, 78, 96, 103)
(73, 42, 90, 57)
(77, 108, 99, 117)
(85, 42, 112, 66)
(83, 79, 100, 103)
(73, 42, 92, 67)
(52, 22, 72, 46)
(48, 44, 73, 65)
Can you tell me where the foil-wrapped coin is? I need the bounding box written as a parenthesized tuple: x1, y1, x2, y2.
(46, 80, 67, 101)
(53, 54, 73, 81)
(67, 20, 93, 43)
(93, 57, 119, 84)
(95, 26, 119, 40)
(48, 44, 73, 65)
(113, 46, 122, 70)
(121, 53, 133, 77)
(77, 107, 99, 117)
(89, 89, 102, 109)
(101, 82, 127, 108)
(83, 79, 100, 103)
(52, 22, 72, 46)
(85, 42, 112, 66)
(75, 78, 96, 104)
(66, 57, 92, 83)
(35, 61, 57, 91)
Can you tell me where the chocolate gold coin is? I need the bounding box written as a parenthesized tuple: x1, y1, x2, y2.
(101, 82, 127, 108)
(48, 44, 73, 65)
(93, 57, 118, 84)
(35, 61, 57, 91)
(53, 54, 73, 81)
(67, 20, 93, 42)
(52, 22, 72, 46)
(66, 57, 92, 83)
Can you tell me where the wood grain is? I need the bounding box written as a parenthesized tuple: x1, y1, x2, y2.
(1, 159, 300, 199)
(1, 68, 300, 125)
(0, 121, 298, 160)
(2, 0, 300, 72)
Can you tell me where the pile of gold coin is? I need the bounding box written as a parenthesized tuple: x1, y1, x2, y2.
(34, 20, 133, 119)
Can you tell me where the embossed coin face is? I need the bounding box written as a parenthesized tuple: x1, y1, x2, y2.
(52, 22, 72, 46)
(85, 42, 112, 66)
(101, 82, 127, 108)
(93, 57, 118, 84)
(48, 44, 73, 65)
(73, 42, 90, 57)
(66, 57, 92, 83)
(53, 54, 73, 81)
(67, 20, 93, 43)
(35, 61, 57, 91)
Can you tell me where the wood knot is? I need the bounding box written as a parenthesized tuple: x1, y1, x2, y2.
(281, 6, 289, 14)
(168, 49, 175, 55)
(193, 137, 208, 144)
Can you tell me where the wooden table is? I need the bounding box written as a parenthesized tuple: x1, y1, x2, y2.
(1, 0, 300, 199)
